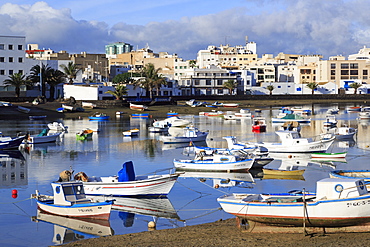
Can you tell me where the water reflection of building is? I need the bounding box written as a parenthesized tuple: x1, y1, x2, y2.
(0, 151, 27, 188)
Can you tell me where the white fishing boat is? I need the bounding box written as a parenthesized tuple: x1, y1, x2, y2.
(324, 126, 357, 140)
(218, 178, 370, 227)
(253, 130, 335, 153)
(61, 104, 74, 111)
(76, 161, 180, 197)
(0, 132, 25, 150)
(173, 150, 254, 172)
(48, 122, 68, 131)
(222, 103, 239, 108)
(272, 113, 311, 124)
(82, 102, 97, 108)
(24, 129, 62, 144)
(290, 106, 311, 115)
(234, 109, 252, 118)
(32, 181, 113, 219)
(153, 116, 191, 128)
(160, 126, 208, 144)
(122, 128, 140, 136)
(327, 108, 339, 114)
(329, 170, 370, 181)
(323, 115, 337, 127)
(358, 107, 370, 119)
(129, 103, 148, 111)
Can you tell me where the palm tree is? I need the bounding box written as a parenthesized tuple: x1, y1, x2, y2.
(59, 61, 81, 84)
(223, 79, 238, 95)
(188, 60, 197, 68)
(153, 74, 167, 96)
(29, 64, 54, 97)
(134, 63, 164, 99)
(4, 73, 32, 97)
(48, 69, 65, 100)
(112, 73, 135, 85)
(105, 84, 128, 100)
(306, 82, 318, 94)
(266, 85, 275, 95)
(349, 82, 362, 94)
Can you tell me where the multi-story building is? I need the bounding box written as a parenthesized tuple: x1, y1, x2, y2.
(177, 65, 240, 96)
(0, 35, 37, 90)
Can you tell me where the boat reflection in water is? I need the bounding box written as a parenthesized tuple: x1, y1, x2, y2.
(32, 210, 113, 245)
(0, 150, 27, 188)
(179, 171, 255, 189)
(91, 196, 182, 227)
(162, 141, 207, 151)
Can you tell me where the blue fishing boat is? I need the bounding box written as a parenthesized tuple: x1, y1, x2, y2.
(131, 113, 149, 118)
(88, 113, 110, 121)
(0, 132, 25, 150)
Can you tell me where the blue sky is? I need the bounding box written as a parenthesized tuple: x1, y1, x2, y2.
(2, 0, 370, 60)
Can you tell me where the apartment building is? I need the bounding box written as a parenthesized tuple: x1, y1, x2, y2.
(105, 42, 133, 59)
(0, 35, 37, 89)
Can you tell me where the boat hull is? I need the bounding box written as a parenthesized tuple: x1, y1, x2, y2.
(259, 138, 334, 153)
(36, 200, 112, 220)
(174, 158, 253, 172)
(160, 132, 208, 144)
(0, 136, 25, 150)
(26, 133, 61, 144)
(329, 170, 370, 181)
(82, 174, 179, 197)
(218, 194, 370, 227)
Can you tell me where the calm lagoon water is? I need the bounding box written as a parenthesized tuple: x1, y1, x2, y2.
(1, 103, 370, 246)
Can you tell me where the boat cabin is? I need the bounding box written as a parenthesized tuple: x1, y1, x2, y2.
(51, 182, 91, 206)
(316, 178, 368, 200)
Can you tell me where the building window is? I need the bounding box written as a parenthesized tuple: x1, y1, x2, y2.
(341, 70, 349, 75)
(8, 44, 13, 50)
(18, 45, 23, 50)
(350, 63, 358, 69)
(206, 79, 211, 85)
(350, 70, 358, 75)
(0, 70, 4, 75)
(217, 89, 223, 94)
(341, 63, 349, 69)
(363, 70, 368, 75)
(217, 79, 223, 85)
(0, 44, 4, 50)
(18, 57, 23, 63)
(0, 57, 4, 62)
(331, 70, 335, 75)
(9, 57, 13, 63)
(18, 70, 23, 74)
(194, 80, 200, 85)
(9, 70, 13, 75)
(330, 63, 336, 69)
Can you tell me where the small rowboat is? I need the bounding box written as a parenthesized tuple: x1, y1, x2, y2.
(131, 113, 149, 118)
(29, 115, 47, 120)
(263, 168, 305, 176)
(329, 170, 370, 181)
(89, 113, 109, 121)
(311, 152, 347, 159)
(222, 103, 239, 108)
(76, 129, 93, 140)
(122, 129, 140, 137)
(130, 103, 148, 111)
(17, 106, 30, 113)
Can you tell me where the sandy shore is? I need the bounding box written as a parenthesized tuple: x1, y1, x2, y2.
(60, 218, 370, 247)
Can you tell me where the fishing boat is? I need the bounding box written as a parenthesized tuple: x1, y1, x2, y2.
(61, 104, 74, 111)
(311, 152, 347, 159)
(149, 119, 171, 133)
(88, 113, 109, 121)
(32, 181, 113, 219)
(129, 103, 148, 111)
(329, 170, 370, 181)
(29, 115, 47, 120)
(234, 109, 252, 118)
(185, 99, 206, 107)
(76, 129, 93, 140)
(82, 102, 97, 108)
(323, 115, 337, 128)
(173, 150, 254, 172)
(252, 117, 266, 132)
(155, 116, 191, 127)
(75, 161, 179, 197)
(24, 129, 62, 144)
(0, 132, 25, 150)
(17, 105, 30, 113)
(122, 128, 140, 137)
(218, 178, 370, 227)
(252, 130, 335, 153)
(131, 113, 149, 118)
(222, 103, 239, 108)
(167, 112, 178, 117)
(327, 108, 339, 114)
(160, 126, 208, 144)
(272, 113, 311, 124)
(290, 106, 311, 115)
(262, 168, 305, 176)
(48, 122, 68, 131)
(324, 126, 357, 140)
(347, 106, 361, 112)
